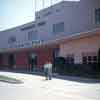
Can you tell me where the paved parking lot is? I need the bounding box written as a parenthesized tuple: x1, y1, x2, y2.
(0, 71, 100, 100)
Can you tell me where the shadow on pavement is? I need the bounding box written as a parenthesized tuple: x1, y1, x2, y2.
(27, 71, 100, 84)
(53, 74, 100, 84)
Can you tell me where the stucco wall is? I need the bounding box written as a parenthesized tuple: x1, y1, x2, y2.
(2, 54, 9, 66)
(15, 52, 29, 70)
(37, 48, 53, 68)
(59, 33, 100, 64)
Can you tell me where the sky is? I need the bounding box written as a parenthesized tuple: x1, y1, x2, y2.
(0, 0, 79, 31)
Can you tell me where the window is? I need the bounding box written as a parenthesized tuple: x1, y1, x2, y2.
(37, 21, 46, 26)
(82, 55, 98, 64)
(28, 30, 38, 40)
(56, 9, 61, 12)
(36, 16, 40, 19)
(95, 8, 100, 23)
(93, 56, 97, 61)
(8, 36, 16, 44)
(83, 56, 87, 64)
(66, 54, 74, 64)
(53, 22, 64, 34)
(88, 56, 92, 64)
(44, 11, 52, 17)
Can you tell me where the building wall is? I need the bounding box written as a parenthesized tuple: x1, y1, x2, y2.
(0, 0, 100, 71)
(0, 22, 36, 50)
(36, 0, 100, 40)
(15, 51, 29, 70)
(37, 48, 53, 68)
(2, 53, 9, 67)
(59, 33, 100, 64)
(0, 54, 3, 66)
(0, 48, 54, 71)
(0, 0, 100, 50)
(64, 0, 100, 34)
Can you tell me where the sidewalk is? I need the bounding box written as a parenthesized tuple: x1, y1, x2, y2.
(1, 70, 100, 84)
(0, 71, 100, 100)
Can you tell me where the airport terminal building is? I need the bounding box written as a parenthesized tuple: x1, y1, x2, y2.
(0, 0, 100, 72)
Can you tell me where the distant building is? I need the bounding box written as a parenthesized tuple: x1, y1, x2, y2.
(0, 0, 100, 72)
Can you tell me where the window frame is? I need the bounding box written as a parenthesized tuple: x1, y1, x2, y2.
(53, 22, 64, 34)
(82, 53, 98, 64)
(66, 54, 74, 64)
(95, 8, 100, 24)
(28, 30, 38, 41)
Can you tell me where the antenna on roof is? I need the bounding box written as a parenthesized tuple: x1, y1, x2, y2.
(34, 0, 36, 12)
(50, 0, 52, 6)
(42, 0, 45, 9)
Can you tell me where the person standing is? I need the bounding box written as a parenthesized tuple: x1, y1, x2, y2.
(44, 61, 52, 80)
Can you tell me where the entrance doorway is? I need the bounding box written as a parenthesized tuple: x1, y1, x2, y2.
(8, 54, 16, 69)
(52, 48, 60, 73)
(28, 53, 37, 72)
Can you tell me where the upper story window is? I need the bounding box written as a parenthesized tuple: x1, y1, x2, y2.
(36, 16, 40, 19)
(56, 9, 61, 12)
(95, 8, 100, 24)
(44, 11, 52, 17)
(28, 30, 38, 40)
(37, 21, 46, 26)
(8, 36, 16, 44)
(53, 22, 64, 34)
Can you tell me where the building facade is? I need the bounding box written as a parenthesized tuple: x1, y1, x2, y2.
(0, 0, 100, 72)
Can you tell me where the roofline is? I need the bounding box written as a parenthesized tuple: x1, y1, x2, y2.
(0, 21, 34, 32)
(42, 28, 100, 45)
(35, 0, 79, 14)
